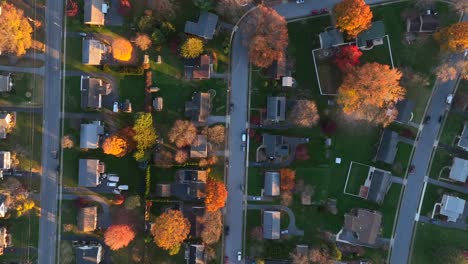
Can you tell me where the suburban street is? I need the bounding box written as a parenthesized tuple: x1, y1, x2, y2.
(37, 0, 64, 262)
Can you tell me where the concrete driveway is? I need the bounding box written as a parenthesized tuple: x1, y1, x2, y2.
(105, 0, 124, 26)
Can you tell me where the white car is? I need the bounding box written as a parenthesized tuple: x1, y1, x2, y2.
(281, 230, 289, 235)
(241, 132, 246, 142)
(252, 196, 261, 201)
(237, 251, 242, 261)
(112, 189, 121, 194)
(107, 182, 117, 187)
(446, 94, 453, 104)
(108, 176, 119, 182)
(118, 185, 129, 191)
(296, 0, 304, 3)
(113, 102, 119, 113)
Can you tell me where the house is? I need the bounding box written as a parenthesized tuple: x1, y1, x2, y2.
(342, 209, 382, 246)
(264, 171, 280, 196)
(449, 157, 468, 183)
(78, 159, 105, 187)
(282, 76, 295, 88)
(184, 55, 213, 80)
(394, 99, 415, 124)
(375, 129, 399, 165)
(184, 12, 218, 40)
(0, 112, 15, 139)
(0, 195, 7, 218)
(440, 194, 466, 222)
(358, 168, 392, 204)
(77, 206, 98, 232)
(80, 76, 112, 110)
(266, 97, 286, 123)
(82, 39, 107, 65)
(153, 97, 163, 111)
(262, 134, 290, 161)
(84, 0, 106, 26)
(356, 21, 385, 50)
(176, 169, 207, 183)
(185, 92, 211, 123)
(0, 227, 11, 256)
(75, 243, 103, 264)
(190, 135, 208, 158)
(265, 52, 291, 80)
(0, 74, 12, 92)
(458, 123, 468, 151)
(263, 210, 281, 240)
(155, 183, 171, 197)
(186, 244, 206, 264)
(170, 182, 206, 200)
(182, 206, 205, 238)
(0, 151, 10, 170)
(318, 28, 344, 49)
(406, 14, 439, 33)
(80, 121, 104, 149)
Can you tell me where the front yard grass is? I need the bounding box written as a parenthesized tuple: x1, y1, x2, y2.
(344, 162, 370, 195)
(439, 113, 464, 146)
(428, 148, 452, 179)
(0, 74, 43, 106)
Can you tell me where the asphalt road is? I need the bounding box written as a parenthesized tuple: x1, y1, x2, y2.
(37, 0, 64, 262)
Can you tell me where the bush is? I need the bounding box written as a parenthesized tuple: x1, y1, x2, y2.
(145, 167, 151, 197)
(117, 66, 144, 75)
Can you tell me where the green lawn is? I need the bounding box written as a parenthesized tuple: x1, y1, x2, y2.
(0, 74, 43, 106)
(439, 113, 464, 146)
(65, 76, 82, 112)
(60, 200, 78, 234)
(360, 36, 393, 67)
(345, 162, 370, 195)
(420, 184, 468, 218)
(428, 148, 452, 179)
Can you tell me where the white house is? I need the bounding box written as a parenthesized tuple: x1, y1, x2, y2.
(440, 194, 466, 222)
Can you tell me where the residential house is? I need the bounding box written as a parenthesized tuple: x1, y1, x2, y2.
(266, 96, 286, 123)
(190, 135, 208, 158)
(80, 121, 104, 149)
(184, 12, 218, 40)
(155, 183, 171, 197)
(78, 159, 105, 187)
(0, 227, 11, 256)
(176, 169, 208, 183)
(84, 0, 106, 26)
(406, 14, 439, 33)
(156, 169, 207, 200)
(184, 55, 213, 80)
(265, 52, 292, 80)
(75, 243, 103, 264)
(375, 129, 399, 165)
(342, 209, 382, 246)
(186, 244, 206, 264)
(0, 112, 15, 139)
(318, 28, 344, 49)
(80, 76, 112, 110)
(458, 123, 468, 151)
(185, 92, 211, 123)
(440, 194, 466, 222)
(182, 205, 205, 238)
(0, 195, 7, 218)
(77, 206, 98, 232)
(356, 21, 385, 50)
(82, 39, 107, 65)
(358, 168, 392, 204)
(449, 157, 468, 183)
(263, 210, 281, 240)
(264, 171, 280, 196)
(0, 151, 10, 170)
(261, 134, 290, 162)
(170, 182, 206, 200)
(0, 74, 12, 93)
(153, 97, 163, 111)
(394, 99, 415, 124)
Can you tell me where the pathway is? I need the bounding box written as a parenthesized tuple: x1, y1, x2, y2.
(426, 177, 468, 195)
(418, 215, 468, 230)
(62, 193, 111, 228)
(0, 65, 44, 75)
(247, 204, 304, 236)
(207, 115, 227, 125)
(398, 136, 415, 146)
(0, 105, 42, 113)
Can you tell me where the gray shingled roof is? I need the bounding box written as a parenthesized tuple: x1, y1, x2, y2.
(184, 12, 218, 40)
(188, 244, 205, 264)
(407, 15, 439, 33)
(375, 129, 399, 164)
(80, 122, 104, 149)
(264, 171, 280, 196)
(81, 76, 111, 110)
(449, 157, 468, 182)
(185, 92, 211, 123)
(266, 97, 286, 122)
(318, 28, 344, 49)
(263, 210, 280, 239)
(0, 151, 10, 170)
(78, 159, 101, 187)
(367, 170, 392, 204)
(395, 99, 415, 124)
(357, 21, 385, 48)
(84, 0, 105, 26)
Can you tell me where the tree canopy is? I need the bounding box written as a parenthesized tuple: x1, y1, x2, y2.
(289, 100, 320, 127)
(112, 38, 133, 62)
(151, 210, 190, 251)
(180, 38, 204, 59)
(334, 0, 373, 38)
(279, 168, 295, 191)
(104, 225, 136, 250)
(0, 3, 33, 56)
(201, 210, 223, 245)
(102, 135, 129, 157)
(133, 113, 157, 160)
(168, 120, 197, 148)
(435, 22, 468, 52)
(134, 33, 152, 51)
(205, 179, 228, 212)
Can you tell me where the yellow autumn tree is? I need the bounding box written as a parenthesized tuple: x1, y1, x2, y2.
(435, 22, 468, 52)
(112, 38, 133, 61)
(0, 3, 33, 56)
(102, 135, 129, 157)
(151, 210, 190, 253)
(334, 0, 373, 38)
(180, 38, 204, 59)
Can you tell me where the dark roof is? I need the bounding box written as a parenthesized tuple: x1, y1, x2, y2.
(265, 53, 287, 80)
(77, 206, 98, 232)
(184, 12, 218, 40)
(153, 97, 163, 111)
(344, 209, 382, 245)
(156, 184, 171, 197)
(367, 170, 392, 204)
(193, 55, 211, 79)
(78, 159, 102, 187)
(176, 169, 208, 183)
(171, 182, 206, 200)
(266, 97, 286, 122)
(318, 28, 344, 49)
(395, 99, 415, 124)
(0, 195, 6, 205)
(183, 207, 205, 238)
(407, 15, 439, 32)
(81, 76, 111, 109)
(75, 244, 103, 264)
(458, 123, 468, 150)
(264, 171, 280, 196)
(263, 210, 280, 239)
(263, 134, 289, 159)
(188, 244, 205, 264)
(375, 129, 399, 164)
(357, 21, 385, 48)
(0, 74, 12, 92)
(190, 135, 208, 158)
(84, 0, 105, 26)
(185, 92, 211, 123)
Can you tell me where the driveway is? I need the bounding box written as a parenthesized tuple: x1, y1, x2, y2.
(62, 193, 111, 228)
(247, 204, 304, 236)
(0, 105, 42, 113)
(105, 0, 124, 26)
(0, 65, 44, 75)
(426, 177, 468, 195)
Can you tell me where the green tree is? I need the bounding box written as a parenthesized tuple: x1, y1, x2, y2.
(138, 15, 157, 33)
(133, 113, 157, 161)
(194, 0, 215, 11)
(151, 29, 166, 47)
(160, 21, 176, 37)
(180, 38, 204, 58)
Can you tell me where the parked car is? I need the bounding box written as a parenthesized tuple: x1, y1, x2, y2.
(108, 176, 119, 182)
(252, 196, 261, 201)
(113, 102, 119, 113)
(107, 182, 117, 187)
(424, 115, 431, 124)
(224, 226, 230, 235)
(446, 94, 453, 104)
(281, 230, 289, 235)
(241, 132, 246, 143)
(112, 189, 121, 194)
(224, 256, 229, 264)
(118, 185, 129, 190)
(296, 0, 304, 3)
(237, 251, 242, 261)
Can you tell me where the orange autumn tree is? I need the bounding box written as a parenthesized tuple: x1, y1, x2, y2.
(112, 38, 133, 61)
(102, 135, 129, 157)
(151, 210, 190, 253)
(435, 21, 468, 52)
(104, 224, 136, 250)
(205, 179, 228, 212)
(334, 0, 373, 38)
(337, 62, 406, 127)
(0, 3, 33, 56)
(279, 168, 296, 191)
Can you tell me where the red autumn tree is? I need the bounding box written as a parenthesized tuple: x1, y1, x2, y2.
(337, 62, 406, 127)
(66, 0, 79, 17)
(205, 179, 228, 212)
(243, 5, 288, 68)
(321, 119, 337, 136)
(151, 210, 190, 251)
(174, 149, 188, 164)
(333, 45, 363, 72)
(118, 0, 132, 16)
(295, 144, 310, 161)
(435, 21, 468, 52)
(104, 224, 136, 250)
(113, 194, 125, 205)
(280, 168, 296, 191)
(334, 0, 373, 38)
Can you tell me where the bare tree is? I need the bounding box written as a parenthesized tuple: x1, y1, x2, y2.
(215, 0, 251, 23)
(147, 0, 178, 19)
(289, 100, 320, 127)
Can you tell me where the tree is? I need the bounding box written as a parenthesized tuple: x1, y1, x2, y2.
(194, 0, 215, 11)
(295, 144, 310, 161)
(243, 5, 288, 68)
(337, 62, 406, 127)
(104, 225, 136, 250)
(205, 179, 228, 212)
(102, 135, 129, 157)
(160, 21, 176, 38)
(0, 3, 33, 56)
(289, 100, 320, 127)
(138, 15, 157, 33)
(432, 245, 465, 264)
(309, 248, 332, 264)
(134, 33, 152, 51)
(434, 60, 468, 82)
(280, 191, 293, 206)
(124, 195, 141, 210)
(333, 0, 373, 38)
(207, 125, 225, 144)
(290, 251, 308, 264)
(118, 127, 137, 152)
(153, 149, 173, 168)
(280, 168, 296, 191)
(201, 210, 222, 244)
(151, 210, 190, 251)
(199, 156, 218, 167)
(452, 0, 468, 13)
(118, 0, 132, 16)
(112, 38, 133, 62)
(133, 113, 157, 161)
(333, 45, 363, 72)
(61, 135, 74, 148)
(113, 194, 125, 205)
(180, 38, 204, 59)
(174, 149, 188, 164)
(147, 0, 178, 19)
(321, 119, 337, 136)
(151, 29, 166, 47)
(168, 120, 197, 148)
(66, 0, 79, 17)
(435, 22, 468, 52)
(216, 0, 251, 23)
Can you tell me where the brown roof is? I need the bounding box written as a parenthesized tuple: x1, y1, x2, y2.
(344, 209, 382, 245)
(77, 206, 98, 232)
(185, 92, 211, 123)
(190, 135, 208, 158)
(192, 55, 211, 79)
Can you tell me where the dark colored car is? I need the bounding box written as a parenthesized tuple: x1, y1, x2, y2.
(424, 116, 431, 124)
(224, 226, 230, 235)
